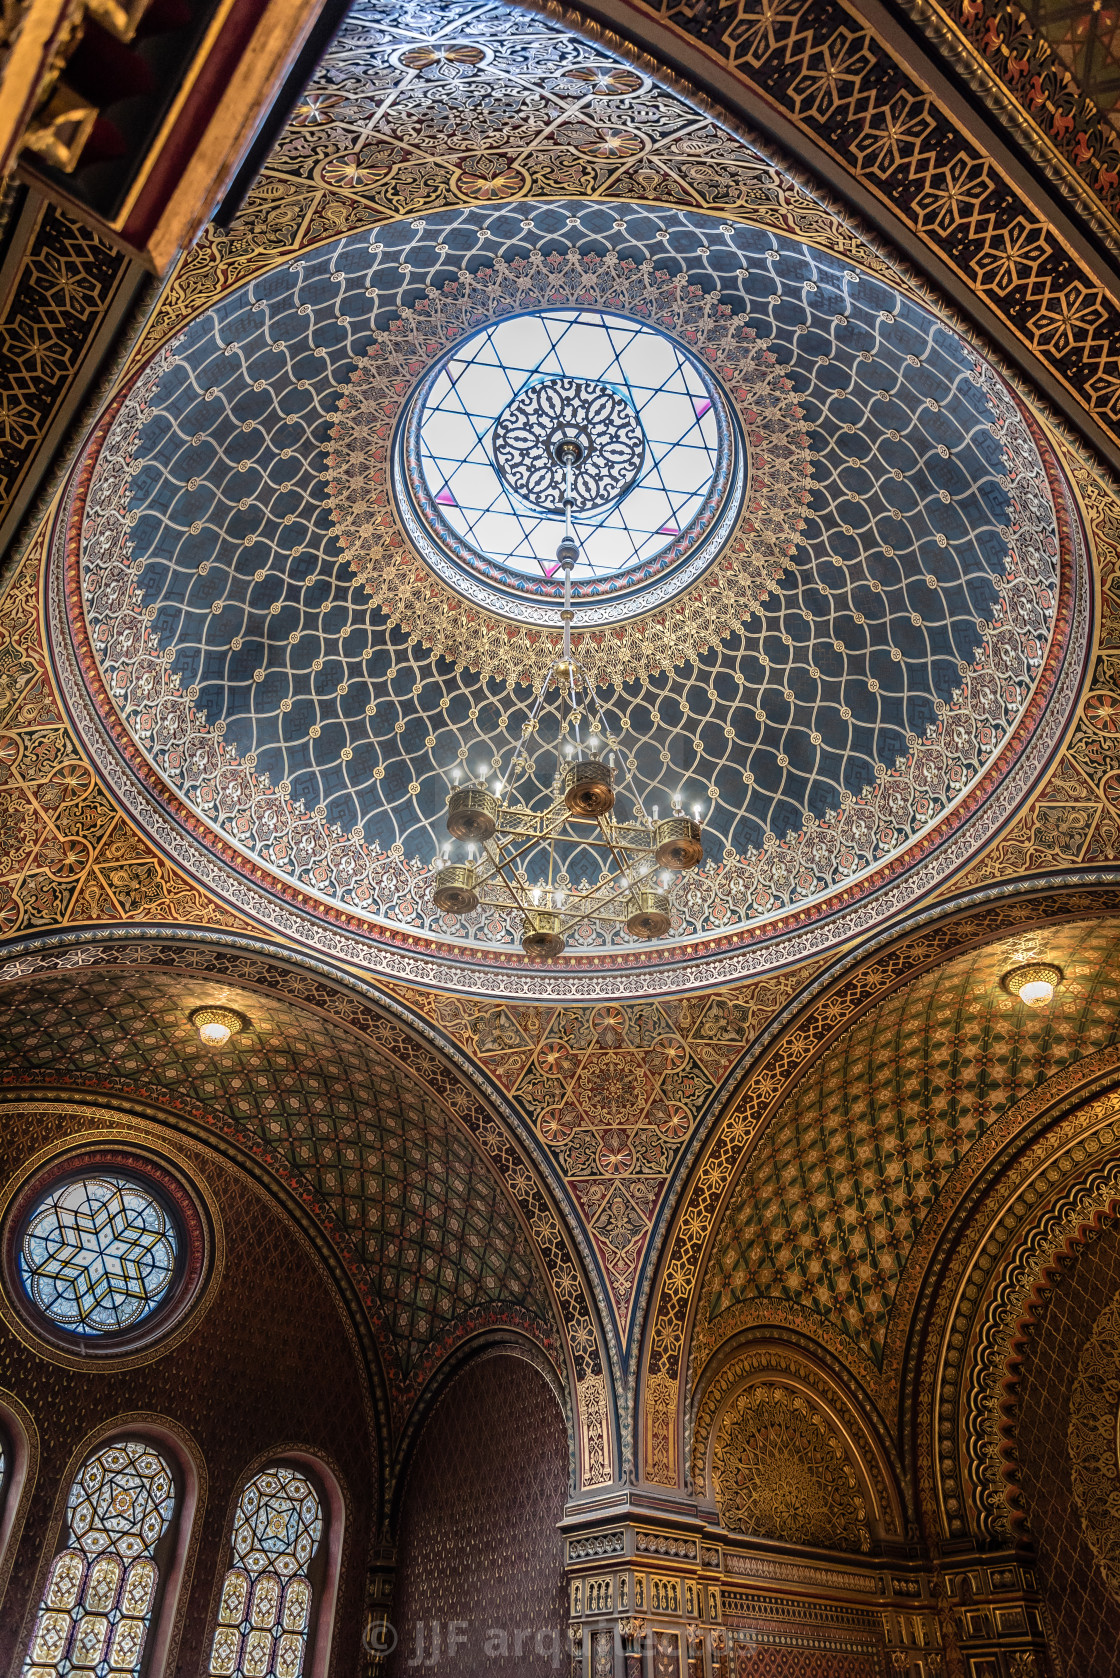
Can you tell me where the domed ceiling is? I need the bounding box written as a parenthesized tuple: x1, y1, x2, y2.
(53, 168, 1085, 996)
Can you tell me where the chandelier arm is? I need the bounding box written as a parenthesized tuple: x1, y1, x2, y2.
(595, 820, 656, 909)
(489, 838, 552, 884)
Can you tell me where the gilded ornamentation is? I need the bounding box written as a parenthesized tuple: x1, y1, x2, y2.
(386, 973, 811, 1337)
(712, 1382, 870, 1551)
(636, 0, 1120, 442)
(947, 1086, 1120, 1539)
(147, 0, 831, 339)
(327, 243, 809, 689)
(943, 451, 1120, 889)
(697, 924, 1120, 1378)
(893, 0, 1120, 250)
(0, 539, 255, 939)
(0, 952, 613, 1485)
(67, 204, 1078, 989)
(0, 205, 125, 532)
(691, 1346, 900, 1533)
(642, 899, 1120, 1485)
(1070, 1285, 1120, 1599)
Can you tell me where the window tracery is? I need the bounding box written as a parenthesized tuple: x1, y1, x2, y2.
(18, 1173, 179, 1336)
(207, 1465, 324, 1678)
(21, 1438, 177, 1678)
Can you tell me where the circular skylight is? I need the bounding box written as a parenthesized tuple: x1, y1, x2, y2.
(65, 202, 1079, 995)
(18, 1172, 179, 1336)
(400, 308, 738, 606)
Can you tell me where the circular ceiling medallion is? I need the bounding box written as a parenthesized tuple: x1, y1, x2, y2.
(350, 253, 786, 678)
(56, 202, 1086, 997)
(492, 375, 644, 513)
(395, 306, 742, 620)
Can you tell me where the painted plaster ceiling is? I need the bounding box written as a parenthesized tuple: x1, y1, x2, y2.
(32, 0, 1084, 1000)
(59, 208, 1082, 996)
(0, 964, 558, 1410)
(696, 917, 1120, 1387)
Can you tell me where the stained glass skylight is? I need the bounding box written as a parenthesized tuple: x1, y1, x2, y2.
(19, 1174, 179, 1336)
(404, 308, 732, 596)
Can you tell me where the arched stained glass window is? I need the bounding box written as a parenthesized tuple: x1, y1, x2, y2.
(208, 1465, 324, 1678)
(21, 1439, 176, 1678)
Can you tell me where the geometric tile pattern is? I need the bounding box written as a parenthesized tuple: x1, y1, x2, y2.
(19, 1172, 178, 1336)
(636, 0, 1120, 439)
(903, 0, 1120, 246)
(0, 968, 556, 1398)
(155, 0, 1120, 471)
(0, 206, 126, 529)
(159, 0, 823, 316)
(702, 919, 1120, 1372)
(1014, 1221, 1120, 1674)
(932, 469, 1120, 892)
(81, 203, 1055, 960)
(0, 540, 256, 940)
(386, 1355, 567, 1678)
(712, 1382, 870, 1551)
(393, 972, 813, 1340)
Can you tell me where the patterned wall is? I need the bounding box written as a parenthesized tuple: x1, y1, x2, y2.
(0, 535, 257, 938)
(1011, 1218, 1120, 1675)
(394, 972, 814, 1341)
(0, 200, 136, 549)
(894, 0, 1120, 248)
(0, 1102, 374, 1678)
(0, 966, 560, 1422)
(386, 1354, 568, 1677)
(619, 0, 1120, 448)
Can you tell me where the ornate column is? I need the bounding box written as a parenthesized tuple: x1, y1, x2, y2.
(363, 1544, 397, 1677)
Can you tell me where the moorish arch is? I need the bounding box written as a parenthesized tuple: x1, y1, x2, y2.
(0, 0, 1117, 1670)
(637, 894, 1120, 1668)
(0, 931, 612, 1491)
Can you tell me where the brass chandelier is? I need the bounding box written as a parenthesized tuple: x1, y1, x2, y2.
(431, 427, 704, 960)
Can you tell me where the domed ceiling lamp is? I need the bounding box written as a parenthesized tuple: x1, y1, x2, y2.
(1002, 963, 1062, 1006)
(189, 1005, 248, 1048)
(432, 429, 704, 961)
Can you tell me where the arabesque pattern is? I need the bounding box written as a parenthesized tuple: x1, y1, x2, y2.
(700, 920, 1120, 1373)
(392, 972, 813, 1337)
(0, 968, 556, 1399)
(635, 0, 1120, 439)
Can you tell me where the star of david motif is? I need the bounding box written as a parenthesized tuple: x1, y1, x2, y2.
(20, 1174, 177, 1334)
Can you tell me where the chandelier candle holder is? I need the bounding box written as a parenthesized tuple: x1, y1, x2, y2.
(432, 427, 704, 960)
